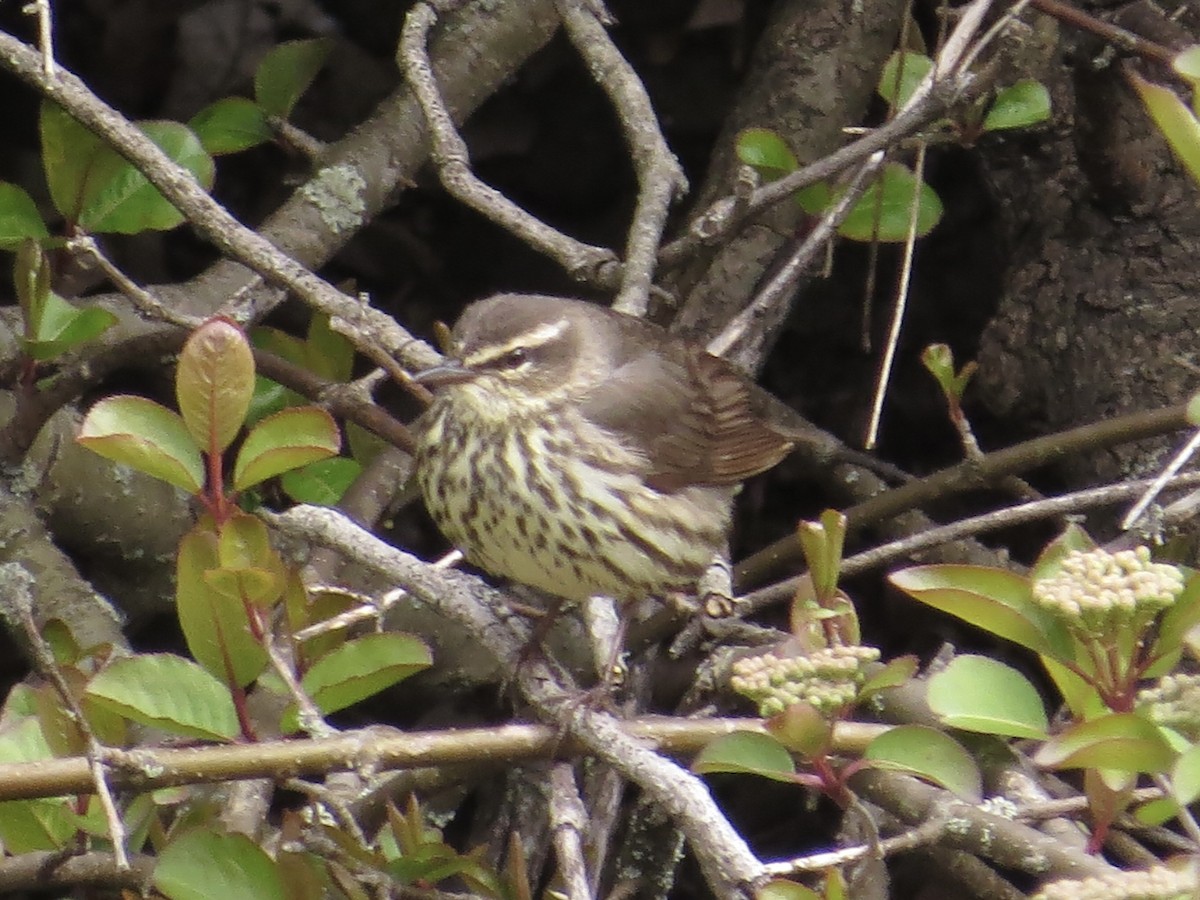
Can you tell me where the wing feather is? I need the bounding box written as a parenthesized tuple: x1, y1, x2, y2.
(580, 337, 795, 491)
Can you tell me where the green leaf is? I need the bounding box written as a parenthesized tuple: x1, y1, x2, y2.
(837, 163, 942, 241)
(1172, 742, 1200, 806)
(877, 51, 934, 109)
(23, 294, 118, 360)
(889, 565, 1072, 658)
(692, 731, 797, 782)
(291, 633, 431, 724)
(85, 654, 239, 741)
(254, 38, 333, 120)
(1029, 524, 1097, 584)
(1040, 653, 1105, 720)
(735, 128, 797, 180)
(982, 79, 1052, 131)
(40, 100, 105, 221)
(176, 525, 269, 689)
(766, 702, 834, 758)
(863, 725, 982, 801)
(1130, 72, 1200, 189)
(0, 183, 50, 249)
(927, 655, 1049, 739)
(15, 238, 51, 336)
(233, 406, 341, 491)
(281, 456, 361, 505)
(176, 318, 256, 454)
(77, 396, 205, 493)
(0, 720, 76, 851)
(76, 122, 215, 234)
(860, 654, 919, 699)
(1188, 392, 1200, 426)
(188, 98, 272, 155)
(156, 829, 287, 900)
(305, 313, 354, 382)
(757, 879, 822, 900)
(1034, 713, 1175, 773)
(1133, 795, 1179, 827)
(1150, 571, 1200, 667)
(1173, 45, 1200, 84)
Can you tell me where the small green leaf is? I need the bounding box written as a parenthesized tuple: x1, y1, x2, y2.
(1130, 72, 1200, 189)
(1151, 571, 1200, 666)
(877, 51, 934, 109)
(1034, 713, 1175, 773)
(1040, 653, 1105, 721)
(692, 731, 796, 782)
(281, 457, 361, 505)
(296, 633, 432, 720)
(927, 655, 1049, 739)
(766, 702, 834, 758)
(796, 510, 846, 601)
(982, 79, 1052, 131)
(757, 879, 822, 900)
(1133, 795, 1179, 826)
(1173, 45, 1200, 84)
(76, 122, 215, 234)
(156, 829, 287, 900)
(1171, 743, 1200, 809)
(77, 396, 205, 493)
(889, 565, 1072, 658)
(15, 239, 51, 335)
(863, 725, 982, 800)
(0, 183, 50, 248)
(188, 98, 272, 155)
(176, 525, 269, 688)
(255, 38, 333, 120)
(233, 406, 341, 491)
(1029, 524, 1097, 584)
(1188, 392, 1200, 426)
(176, 318, 256, 453)
(85, 654, 239, 741)
(40, 100, 104, 221)
(838, 163, 942, 241)
(860, 654, 918, 699)
(735, 128, 797, 179)
(23, 295, 118, 360)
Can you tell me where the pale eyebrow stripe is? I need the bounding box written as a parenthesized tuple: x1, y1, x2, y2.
(463, 318, 568, 367)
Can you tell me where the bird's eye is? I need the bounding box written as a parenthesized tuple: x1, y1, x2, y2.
(500, 347, 528, 368)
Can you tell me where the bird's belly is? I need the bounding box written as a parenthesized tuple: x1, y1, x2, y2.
(417, 410, 730, 602)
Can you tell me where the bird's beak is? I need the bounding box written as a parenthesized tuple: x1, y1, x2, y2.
(413, 359, 477, 389)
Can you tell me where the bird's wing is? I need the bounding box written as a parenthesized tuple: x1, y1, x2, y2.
(579, 341, 795, 492)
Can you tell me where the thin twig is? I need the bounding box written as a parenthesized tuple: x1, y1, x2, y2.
(293, 551, 463, 642)
(707, 153, 884, 364)
(555, 0, 687, 315)
(67, 236, 202, 330)
(1121, 428, 1200, 531)
(545, 764, 592, 900)
(740, 470, 1200, 612)
(265, 635, 335, 739)
(398, 2, 620, 287)
(21, 0, 54, 76)
(0, 28, 440, 373)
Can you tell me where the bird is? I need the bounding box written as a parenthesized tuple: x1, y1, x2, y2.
(413, 293, 804, 606)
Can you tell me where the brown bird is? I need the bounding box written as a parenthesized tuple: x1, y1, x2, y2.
(413, 293, 804, 605)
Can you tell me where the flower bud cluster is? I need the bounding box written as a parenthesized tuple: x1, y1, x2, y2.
(1031, 547, 1184, 638)
(1137, 673, 1200, 741)
(1031, 865, 1197, 900)
(730, 644, 880, 717)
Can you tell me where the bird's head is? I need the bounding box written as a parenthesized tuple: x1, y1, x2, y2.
(415, 294, 615, 416)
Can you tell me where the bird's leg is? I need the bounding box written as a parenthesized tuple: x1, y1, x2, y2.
(698, 548, 736, 618)
(582, 594, 626, 687)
